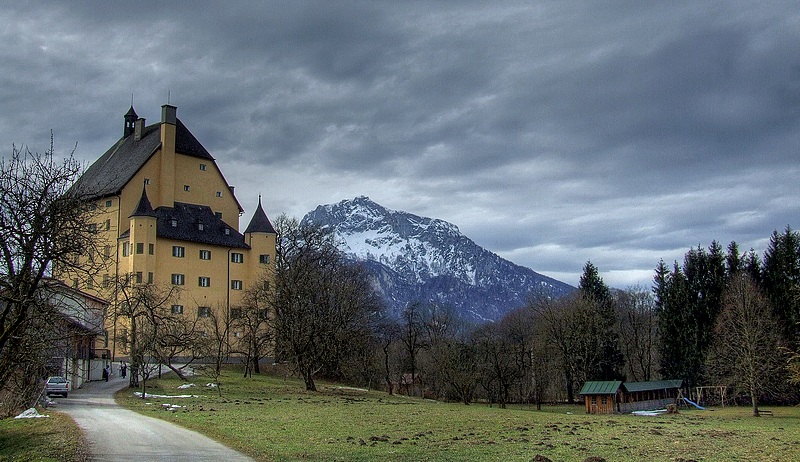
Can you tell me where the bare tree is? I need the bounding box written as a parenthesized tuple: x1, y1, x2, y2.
(420, 304, 478, 404)
(272, 215, 380, 391)
(531, 293, 582, 403)
(114, 275, 190, 395)
(706, 273, 785, 416)
(232, 278, 274, 377)
(0, 142, 101, 402)
(195, 305, 231, 397)
(400, 301, 425, 396)
(616, 286, 659, 382)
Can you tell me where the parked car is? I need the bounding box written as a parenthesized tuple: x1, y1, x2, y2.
(45, 376, 69, 397)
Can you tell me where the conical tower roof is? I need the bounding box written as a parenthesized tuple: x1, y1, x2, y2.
(244, 196, 276, 234)
(129, 183, 157, 218)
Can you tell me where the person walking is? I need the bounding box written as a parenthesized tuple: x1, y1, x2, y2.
(103, 365, 110, 382)
(120, 361, 127, 379)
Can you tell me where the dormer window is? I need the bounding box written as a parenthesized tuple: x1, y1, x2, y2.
(224, 227, 230, 235)
(197, 222, 204, 231)
(170, 218, 178, 227)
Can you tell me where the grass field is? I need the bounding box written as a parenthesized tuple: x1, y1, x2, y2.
(0, 411, 88, 462)
(112, 369, 800, 462)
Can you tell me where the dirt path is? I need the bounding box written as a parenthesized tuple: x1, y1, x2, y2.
(55, 369, 254, 462)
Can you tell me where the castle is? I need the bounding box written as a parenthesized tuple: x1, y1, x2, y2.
(66, 103, 276, 358)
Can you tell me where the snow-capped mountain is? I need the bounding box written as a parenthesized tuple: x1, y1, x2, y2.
(301, 196, 574, 322)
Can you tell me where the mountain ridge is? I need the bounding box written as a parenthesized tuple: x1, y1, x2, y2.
(302, 196, 574, 322)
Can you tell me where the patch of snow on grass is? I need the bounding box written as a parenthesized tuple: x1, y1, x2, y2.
(15, 408, 49, 418)
(134, 392, 197, 398)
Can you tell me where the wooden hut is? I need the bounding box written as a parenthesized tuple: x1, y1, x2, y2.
(579, 381, 622, 414)
(619, 380, 684, 413)
(579, 379, 685, 414)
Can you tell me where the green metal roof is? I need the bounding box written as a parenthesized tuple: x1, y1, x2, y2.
(579, 381, 622, 395)
(623, 379, 683, 393)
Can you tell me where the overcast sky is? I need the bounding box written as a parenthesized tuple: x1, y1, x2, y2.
(2, 1, 798, 288)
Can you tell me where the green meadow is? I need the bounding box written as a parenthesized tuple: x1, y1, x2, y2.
(109, 369, 800, 462)
(0, 411, 88, 462)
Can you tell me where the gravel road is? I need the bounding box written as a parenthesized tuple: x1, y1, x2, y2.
(55, 370, 254, 462)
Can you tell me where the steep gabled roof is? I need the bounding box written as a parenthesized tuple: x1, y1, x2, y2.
(244, 196, 276, 234)
(73, 119, 215, 201)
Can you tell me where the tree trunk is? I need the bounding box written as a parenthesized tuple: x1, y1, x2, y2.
(303, 369, 316, 391)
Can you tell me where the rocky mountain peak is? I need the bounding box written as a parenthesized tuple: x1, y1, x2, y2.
(303, 197, 574, 322)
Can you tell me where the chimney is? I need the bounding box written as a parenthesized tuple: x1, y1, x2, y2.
(161, 104, 177, 125)
(134, 118, 146, 141)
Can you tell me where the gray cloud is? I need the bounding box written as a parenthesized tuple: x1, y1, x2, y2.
(1, 1, 798, 287)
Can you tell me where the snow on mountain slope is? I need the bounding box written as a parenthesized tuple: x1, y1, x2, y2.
(302, 196, 574, 322)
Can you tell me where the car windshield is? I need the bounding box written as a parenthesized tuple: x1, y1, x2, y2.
(48, 377, 67, 383)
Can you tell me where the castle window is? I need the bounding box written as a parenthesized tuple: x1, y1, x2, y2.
(149, 243, 154, 255)
(105, 219, 111, 230)
(136, 243, 144, 254)
(263, 280, 270, 291)
(215, 212, 222, 220)
(216, 191, 222, 197)
(233, 331, 241, 338)
(231, 280, 243, 290)
(198, 276, 211, 287)
(200, 164, 207, 171)
(103, 274, 110, 287)
(171, 305, 184, 315)
(144, 178, 150, 185)
(197, 222, 205, 231)
(89, 203, 97, 211)
(89, 223, 97, 233)
(231, 252, 243, 263)
(199, 250, 211, 260)
(171, 273, 185, 285)
(224, 227, 230, 235)
(122, 242, 130, 257)
(184, 185, 190, 192)
(148, 272, 154, 284)
(170, 218, 178, 227)
(198, 306, 210, 318)
(231, 308, 242, 319)
(104, 245, 111, 258)
(135, 272, 143, 284)
(172, 246, 185, 258)
(87, 277, 94, 289)
(259, 254, 270, 264)
(105, 200, 112, 207)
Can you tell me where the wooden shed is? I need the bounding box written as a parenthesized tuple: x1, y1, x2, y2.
(579, 380, 622, 414)
(580, 379, 685, 414)
(619, 380, 683, 413)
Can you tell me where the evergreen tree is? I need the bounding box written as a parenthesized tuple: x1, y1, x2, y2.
(578, 261, 624, 380)
(762, 226, 800, 344)
(654, 242, 726, 388)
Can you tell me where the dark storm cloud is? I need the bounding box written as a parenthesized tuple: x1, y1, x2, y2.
(1, 1, 798, 287)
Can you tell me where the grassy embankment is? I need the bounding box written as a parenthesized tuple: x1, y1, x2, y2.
(112, 368, 800, 462)
(0, 411, 88, 462)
